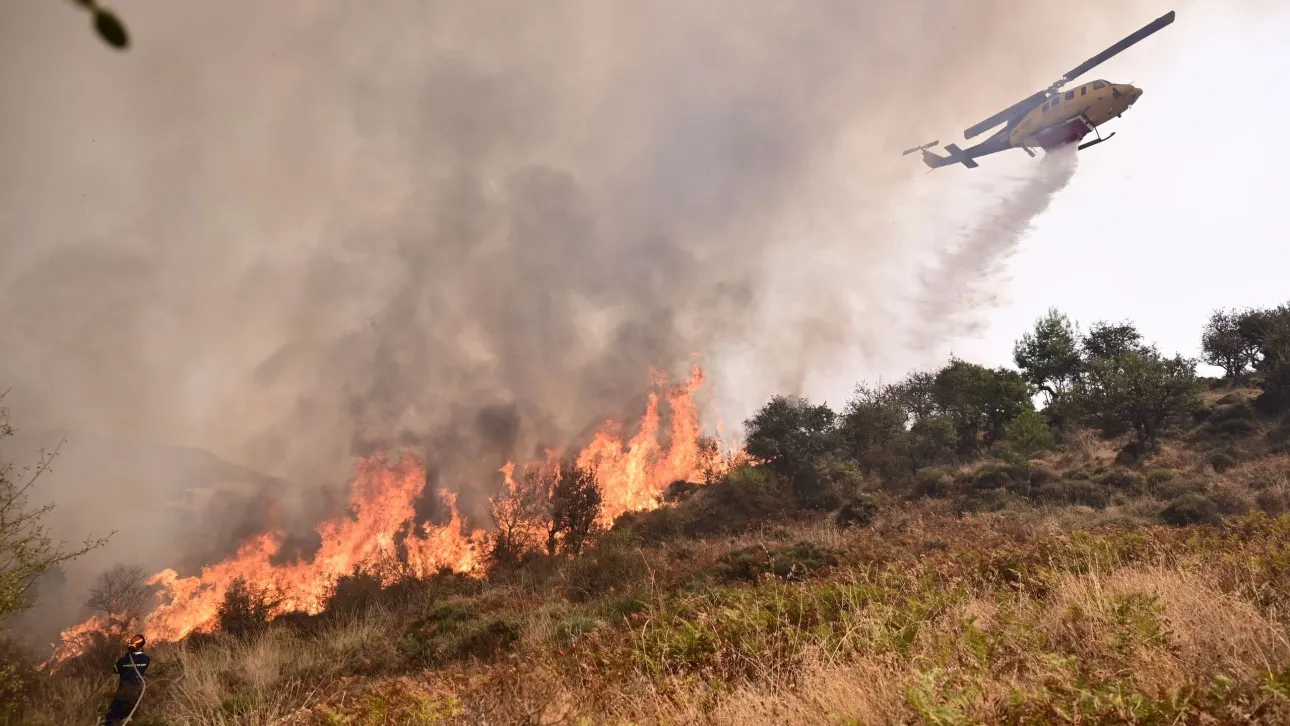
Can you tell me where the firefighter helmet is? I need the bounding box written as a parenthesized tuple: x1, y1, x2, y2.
(128, 634, 146, 650)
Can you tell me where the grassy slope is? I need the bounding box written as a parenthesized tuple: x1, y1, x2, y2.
(19, 388, 1290, 725)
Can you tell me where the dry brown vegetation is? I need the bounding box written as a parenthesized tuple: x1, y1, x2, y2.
(9, 304, 1290, 725)
(17, 496, 1290, 725)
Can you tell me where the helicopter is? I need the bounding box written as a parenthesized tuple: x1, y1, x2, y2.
(904, 10, 1175, 170)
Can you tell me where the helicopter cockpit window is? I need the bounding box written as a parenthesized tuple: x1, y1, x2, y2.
(1065, 90, 1075, 100)
(1091, 80, 1107, 90)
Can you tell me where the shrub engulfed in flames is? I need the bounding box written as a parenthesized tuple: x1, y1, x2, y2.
(51, 365, 737, 660)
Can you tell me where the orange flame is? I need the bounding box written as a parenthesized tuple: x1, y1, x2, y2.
(52, 364, 738, 656)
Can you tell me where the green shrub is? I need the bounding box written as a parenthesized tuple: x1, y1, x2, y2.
(1004, 409, 1055, 457)
(1210, 452, 1239, 473)
(1097, 467, 1146, 493)
(1211, 401, 1255, 422)
(968, 461, 1031, 492)
(911, 467, 953, 498)
(835, 492, 880, 527)
(1159, 494, 1221, 526)
(562, 533, 648, 603)
(961, 488, 1017, 513)
(1036, 479, 1111, 509)
(399, 604, 520, 665)
(713, 541, 839, 583)
(1145, 469, 1177, 485)
(1155, 476, 1207, 501)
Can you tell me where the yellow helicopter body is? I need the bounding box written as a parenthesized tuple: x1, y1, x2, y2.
(905, 11, 1173, 169)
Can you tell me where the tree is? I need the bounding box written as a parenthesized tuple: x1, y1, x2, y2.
(1082, 320, 1144, 362)
(1254, 304, 1290, 372)
(838, 382, 908, 478)
(545, 460, 601, 556)
(1073, 347, 1201, 448)
(743, 395, 838, 505)
(1201, 308, 1251, 379)
(1, 402, 111, 626)
(486, 467, 548, 567)
(892, 371, 938, 422)
(1004, 409, 1055, 458)
(1013, 308, 1082, 405)
(86, 564, 150, 626)
(931, 360, 1033, 455)
(906, 415, 958, 472)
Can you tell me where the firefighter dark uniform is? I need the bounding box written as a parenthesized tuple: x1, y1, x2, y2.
(103, 635, 150, 726)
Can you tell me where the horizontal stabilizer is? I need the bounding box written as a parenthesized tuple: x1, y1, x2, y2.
(918, 143, 979, 170)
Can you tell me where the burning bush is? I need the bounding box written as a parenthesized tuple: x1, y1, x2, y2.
(217, 577, 282, 640)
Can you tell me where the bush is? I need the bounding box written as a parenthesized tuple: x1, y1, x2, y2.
(1097, 467, 1145, 494)
(1036, 479, 1111, 509)
(681, 465, 792, 538)
(1216, 418, 1258, 436)
(399, 604, 519, 665)
(1255, 363, 1290, 414)
(1208, 483, 1255, 515)
(323, 569, 387, 615)
(1210, 452, 1239, 473)
(1159, 493, 1221, 526)
(613, 465, 793, 543)
(1255, 488, 1290, 515)
(835, 492, 880, 527)
(713, 541, 839, 583)
(1145, 469, 1177, 485)
(217, 578, 281, 639)
(960, 488, 1017, 513)
(968, 461, 1031, 492)
(562, 533, 648, 603)
(0, 638, 42, 721)
(663, 480, 700, 502)
(911, 467, 953, 498)
(1155, 476, 1207, 501)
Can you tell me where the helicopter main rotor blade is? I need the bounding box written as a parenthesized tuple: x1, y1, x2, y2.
(1059, 10, 1174, 84)
(962, 10, 1174, 140)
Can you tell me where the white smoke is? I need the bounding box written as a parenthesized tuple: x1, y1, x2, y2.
(913, 144, 1080, 347)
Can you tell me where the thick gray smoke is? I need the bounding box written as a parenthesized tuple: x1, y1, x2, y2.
(0, 0, 1183, 635)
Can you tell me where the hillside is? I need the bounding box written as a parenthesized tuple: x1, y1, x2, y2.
(5, 303, 1290, 725)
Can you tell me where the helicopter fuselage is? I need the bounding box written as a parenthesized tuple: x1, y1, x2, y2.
(1009, 79, 1143, 150)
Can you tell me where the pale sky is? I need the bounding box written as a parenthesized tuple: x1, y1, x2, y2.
(951, 1, 1290, 374)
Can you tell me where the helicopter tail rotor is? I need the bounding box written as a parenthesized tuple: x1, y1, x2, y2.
(901, 140, 940, 156)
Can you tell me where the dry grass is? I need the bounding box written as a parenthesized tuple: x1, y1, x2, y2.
(19, 511, 1290, 725)
(14, 414, 1290, 725)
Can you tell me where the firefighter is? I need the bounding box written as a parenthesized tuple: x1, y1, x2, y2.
(103, 634, 150, 726)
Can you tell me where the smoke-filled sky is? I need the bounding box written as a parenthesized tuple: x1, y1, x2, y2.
(2, 0, 1275, 609)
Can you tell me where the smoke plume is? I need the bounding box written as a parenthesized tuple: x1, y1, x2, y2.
(0, 0, 1182, 622)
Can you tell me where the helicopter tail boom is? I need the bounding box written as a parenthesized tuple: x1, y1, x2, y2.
(920, 143, 979, 169)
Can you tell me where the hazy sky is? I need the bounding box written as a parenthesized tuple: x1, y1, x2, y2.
(946, 1, 1289, 377)
(2, 0, 1281, 451)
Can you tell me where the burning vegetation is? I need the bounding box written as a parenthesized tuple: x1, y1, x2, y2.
(5, 303, 1290, 724)
(48, 365, 739, 659)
